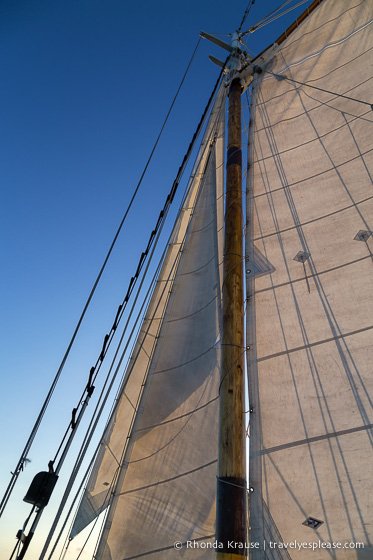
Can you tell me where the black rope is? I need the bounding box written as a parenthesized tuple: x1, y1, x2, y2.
(266, 70, 373, 109)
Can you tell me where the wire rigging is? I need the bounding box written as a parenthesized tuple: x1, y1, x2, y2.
(242, 0, 311, 36)
(238, 0, 255, 33)
(35, 69, 226, 560)
(0, 36, 203, 522)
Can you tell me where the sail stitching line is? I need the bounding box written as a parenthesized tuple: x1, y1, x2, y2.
(135, 396, 219, 432)
(165, 294, 218, 323)
(252, 106, 373, 164)
(253, 194, 373, 241)
(262, 18, 373, 86)
(261, 423, 373, 455)
(254, 72, 373, 126)
(257, 324, 373, 362)
(252, 146, 373, 199)
(258, 40, 373, 107)
(177, 254, 216, 277)
(191, 216, 215, 233)
(152, 345, 215, 375)
(266, 70, 373, 109)
(118, 459, 217, 496)
(255, 254, 372, 294)
(273, 0, 366, 53)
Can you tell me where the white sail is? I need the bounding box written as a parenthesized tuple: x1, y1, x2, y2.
(70, 84, 226, 559)
(247, 0, 373, 558)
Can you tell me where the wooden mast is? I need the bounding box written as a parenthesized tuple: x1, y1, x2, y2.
(216, 74, 247, 559)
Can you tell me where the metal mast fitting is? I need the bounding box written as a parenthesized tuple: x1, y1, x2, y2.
(200, 30, 255, 93)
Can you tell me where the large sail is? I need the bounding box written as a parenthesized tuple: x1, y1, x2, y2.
(247, 0, 373, 558)
(70, 84, 226, 559)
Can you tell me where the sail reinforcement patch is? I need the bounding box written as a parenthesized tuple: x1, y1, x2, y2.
(302, 517, 324, 529)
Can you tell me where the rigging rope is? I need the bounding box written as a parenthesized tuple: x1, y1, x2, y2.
(38, 68, 226, 560)
(266, 70, 373, 109)
(0, 37, 202, 521)
(242, 0, 311, 36)
(238, 0, 255, 33)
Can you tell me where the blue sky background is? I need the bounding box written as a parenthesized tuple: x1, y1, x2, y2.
(0, 1, 314, 558)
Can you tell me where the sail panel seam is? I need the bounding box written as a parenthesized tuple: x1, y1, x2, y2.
(253, 74, 373, 128)
(135, 396, 219, 432)
(256, 324, 373, 362)
(273, 0, 366, 54)
(252, 106, 372, 163)
(258, 45, 373, 108)
(254, 254, 372, 294)
(152, 345, 216, 375)
(117, 459, 217, 496)
(165, 294, 218, 323)
(261, 18, 373, 86)
(261, 423, 373, 455)
(253, 194, 373, 241)
(252, 146, 373, 199)
(177, 254, 216, 277)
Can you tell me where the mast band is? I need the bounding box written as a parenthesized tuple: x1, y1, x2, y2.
(227, 147, 242, 167)
(216, 476, 247, 554)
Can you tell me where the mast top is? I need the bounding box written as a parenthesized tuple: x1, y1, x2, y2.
(200, 29, 256, 92)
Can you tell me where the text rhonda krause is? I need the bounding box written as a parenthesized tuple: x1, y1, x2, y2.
(186, 541, 259, 549)
(184, 540, 364, 551)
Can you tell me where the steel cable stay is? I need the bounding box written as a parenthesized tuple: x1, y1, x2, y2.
(51, 99, 226, 560)
(49, 58, 225, 475)
(4, 49, 222, 559)
(0, 36, 204, 523)
(39, 189, 178, 560)
(10, 68, 225, 560)
(51, 85, 226, 559)
(10, 197, 171, 559)
(242, 0, 312, 36)
(238, 0, 256, 34)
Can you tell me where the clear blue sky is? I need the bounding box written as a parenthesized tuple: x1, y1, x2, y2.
(0, 1, 314, 558)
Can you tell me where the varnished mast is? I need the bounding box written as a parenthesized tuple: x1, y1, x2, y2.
(216, 60, 247, 558)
